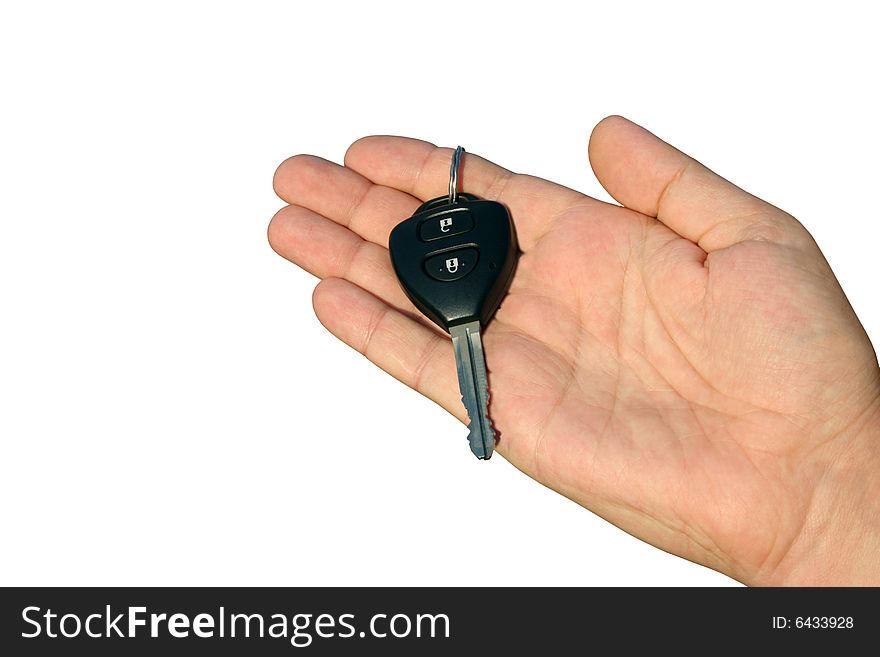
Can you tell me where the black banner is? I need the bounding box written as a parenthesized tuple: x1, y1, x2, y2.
(1, 587, 876, 654)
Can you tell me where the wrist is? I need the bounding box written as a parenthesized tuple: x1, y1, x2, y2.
(760, 398, 880, 586)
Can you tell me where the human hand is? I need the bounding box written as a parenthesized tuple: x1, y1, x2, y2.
(268, 116, 880, 585)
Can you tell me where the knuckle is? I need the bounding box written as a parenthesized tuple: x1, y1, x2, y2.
(740, 211, 811, 248)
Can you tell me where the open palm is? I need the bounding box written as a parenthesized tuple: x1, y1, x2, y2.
(269, 116, 880, 585)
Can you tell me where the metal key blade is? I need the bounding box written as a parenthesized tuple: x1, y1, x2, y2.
(449, 320, 494, 459)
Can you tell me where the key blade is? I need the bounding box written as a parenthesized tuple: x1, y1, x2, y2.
(449, 321, 495, 459)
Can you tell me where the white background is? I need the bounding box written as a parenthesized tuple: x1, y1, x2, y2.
(1, 1, 878, 586)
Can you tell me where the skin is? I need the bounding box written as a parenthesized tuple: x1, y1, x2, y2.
(268, 116, 880, 585)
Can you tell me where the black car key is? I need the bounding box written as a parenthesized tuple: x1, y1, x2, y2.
(388, 147, 518, 459)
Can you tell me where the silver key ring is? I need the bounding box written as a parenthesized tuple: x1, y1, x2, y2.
(448, 145, 464, 204)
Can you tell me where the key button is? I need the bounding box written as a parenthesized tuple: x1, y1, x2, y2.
(419, 211, 474, 241)
(424, 248, 479, 282)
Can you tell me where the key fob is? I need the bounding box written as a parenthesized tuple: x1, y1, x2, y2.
(388, 193, 518, 332)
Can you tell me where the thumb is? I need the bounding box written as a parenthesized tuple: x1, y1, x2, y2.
(588, 116, 811, 253)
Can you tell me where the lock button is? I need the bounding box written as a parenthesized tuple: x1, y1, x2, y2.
(424, 248, 479, 282)
(419, 210, 474, 241)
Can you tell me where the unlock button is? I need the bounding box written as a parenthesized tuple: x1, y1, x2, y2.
(424, 248, 479, 282)
(419, 211, 474, 241)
